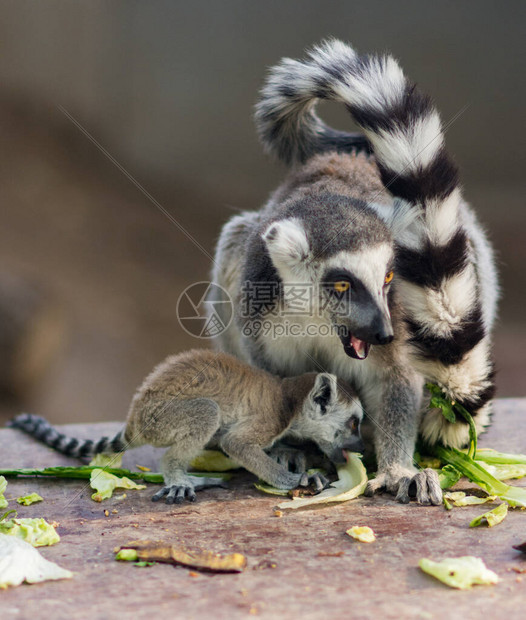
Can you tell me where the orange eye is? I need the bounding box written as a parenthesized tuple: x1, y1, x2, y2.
(348, 418, 358, 433)
(384, 271, 394, 286)
(333, 281, 350, 293)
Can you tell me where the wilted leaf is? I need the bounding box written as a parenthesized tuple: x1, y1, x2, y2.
(90, 469, 146, 502)
(0, 534, 72, 589)
(116, 540, 246, 573)
(0, 517, 60, 547)
(346, 526, 376, 543)
(16, 493, 43, 506)
(419, 556, 499, 589)
(470, 503, 508, 528)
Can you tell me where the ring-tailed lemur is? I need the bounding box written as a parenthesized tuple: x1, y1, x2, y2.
(9, 349, 365, 504)
(210, 40, 497, 505)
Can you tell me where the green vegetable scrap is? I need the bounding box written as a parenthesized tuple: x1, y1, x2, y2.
(0, 465, 230, 485)
(254, 482, 289, 496)
(0, 535, 72, 589)
(419, 556, 499, 590)
(426, 383, 477, 457)
(476, 461, 526, 481)
(473, 448, 526, 465)
(16, 493, 43, 506)
(90, 469, 146, 502)
(89, 453, 123, 468)
(470, 503, 508, 528)
(190, 450, 239, 472)
(443, 491, 497, 507)
(115, 548, 138, 562)
(133, 561, 156, 567)
(255, 469, 327, 497)
(276, 452, 367, 510)
(434, 445, 526, 508)
(0, 476, 8, 509)
(438, 464, 462, 490)
(0, 517, 60, 547)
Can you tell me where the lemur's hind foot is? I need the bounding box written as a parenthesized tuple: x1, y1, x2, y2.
(152, 475, 228, 505)
(365, 467, 442, 505)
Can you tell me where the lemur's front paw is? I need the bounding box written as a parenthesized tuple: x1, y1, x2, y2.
(151, 484, 196, 505)
(268, 444, 307, 473)
(298, 472, 329, 493)
(365, 467, 442, 505)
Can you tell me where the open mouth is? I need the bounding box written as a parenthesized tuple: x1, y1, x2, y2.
(339, 329, 371, 360)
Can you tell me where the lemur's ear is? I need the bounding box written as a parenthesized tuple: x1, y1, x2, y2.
(262, 218, 310, 274)
(310, 373, 337, 415)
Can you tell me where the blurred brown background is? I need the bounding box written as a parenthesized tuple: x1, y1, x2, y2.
(0, 1, 524, 424)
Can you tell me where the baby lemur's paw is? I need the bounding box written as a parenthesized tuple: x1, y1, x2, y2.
(152, 484, 196, 505)
(365, 467, 442, 505)
(267, 444, 307, 473)
(298, 472, 329, 493)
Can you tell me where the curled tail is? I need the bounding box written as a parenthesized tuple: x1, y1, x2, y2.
(8, 413, 126, 459)
(257, 40, 497, 445)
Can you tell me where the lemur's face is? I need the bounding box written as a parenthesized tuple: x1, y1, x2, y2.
(320, 245, 395, 360)
(262, 217, 395, 361)
(301, 374, 364, 464)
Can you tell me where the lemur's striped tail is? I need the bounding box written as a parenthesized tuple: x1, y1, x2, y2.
(8, 413, 126, 459)
(256, 40, 497, 447)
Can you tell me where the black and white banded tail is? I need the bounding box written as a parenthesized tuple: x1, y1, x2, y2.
(8, 413, 126, 459)
(256, 39, 497, 447)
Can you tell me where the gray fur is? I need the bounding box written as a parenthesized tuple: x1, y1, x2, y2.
(9, 350, 363, 504)
(210, 39, 498, 505)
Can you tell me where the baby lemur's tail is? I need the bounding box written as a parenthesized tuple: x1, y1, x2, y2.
(257, 39, 496, 443)
(8, 413, 126, 459)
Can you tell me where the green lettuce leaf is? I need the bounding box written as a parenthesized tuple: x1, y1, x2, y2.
(444, 491, 497, 507)
(469, 503, 508, 528)
(0, 517, 60, 547)
(434, 445, 526, 508)
(419, 556, 499, 589)
(475, 461, 526, 481)
(16, 493, 43, 506)
(90, 469, 146, 502)
(438, 464, 462, 490)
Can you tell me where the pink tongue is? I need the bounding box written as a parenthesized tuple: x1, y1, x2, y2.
(350, 336, 367, 358)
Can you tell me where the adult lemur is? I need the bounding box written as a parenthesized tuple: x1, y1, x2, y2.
(210, 40, 497, 504)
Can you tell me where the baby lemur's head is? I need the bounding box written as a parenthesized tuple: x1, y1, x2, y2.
(285, 372, 364, 464)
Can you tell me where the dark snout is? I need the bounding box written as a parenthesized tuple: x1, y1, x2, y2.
(342, 436, 365, 454)
(354, 311, 393, 346)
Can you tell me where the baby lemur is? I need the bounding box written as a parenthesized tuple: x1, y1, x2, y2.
(9, 349, 364, 504)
